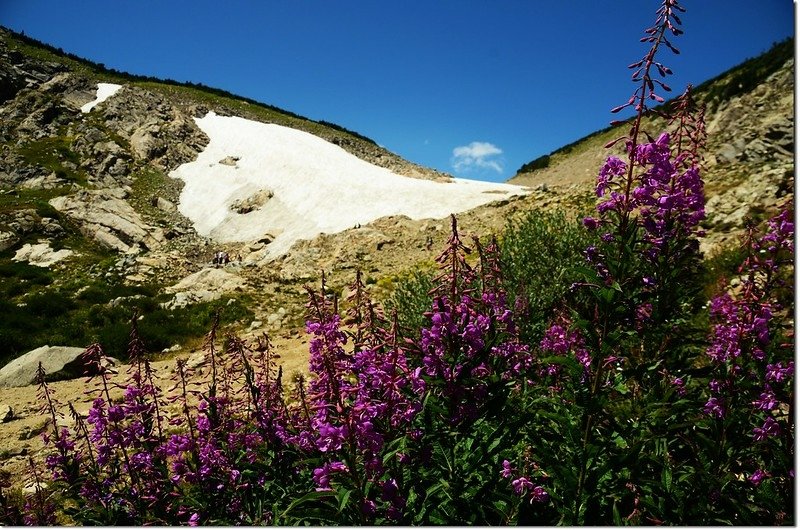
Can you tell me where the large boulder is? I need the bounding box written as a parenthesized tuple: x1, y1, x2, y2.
(0, 345, 90, 388)
(162, 267, 246, 309)
(49, 189, 165, 253)
(12, 241, 73, 267)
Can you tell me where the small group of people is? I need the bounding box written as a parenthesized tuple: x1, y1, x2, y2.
(212, 250, 230, 266)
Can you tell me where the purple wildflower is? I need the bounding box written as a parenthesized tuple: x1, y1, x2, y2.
(752, 416, 781, 441)
(703, 397, 725, 419)
(752, 390, 777, 411)
(748, 469, 768, 486)
(500, 459, 515, 479)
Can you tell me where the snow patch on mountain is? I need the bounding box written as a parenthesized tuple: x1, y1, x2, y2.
(81, 83, 122, 113)
(170, 112, 529, 259)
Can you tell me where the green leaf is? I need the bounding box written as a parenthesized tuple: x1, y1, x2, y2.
(611, 431, 628, 449)
(439, 478, 454, 501)
(278, 490, 335, 521)
(487, 434, 504, 454)
(425, 482, 444, 498)
(662, 466, 673, 493)
(612, 502, 623, 525)
(337, 488, 352, 513)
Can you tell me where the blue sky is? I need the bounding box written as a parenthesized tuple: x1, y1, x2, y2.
(1, 1, 794, 182)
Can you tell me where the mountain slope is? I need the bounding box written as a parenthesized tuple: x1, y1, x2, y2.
(510, 39, 794, 252)
(0, 26, 529, 368)
(0, 27, 792, 372)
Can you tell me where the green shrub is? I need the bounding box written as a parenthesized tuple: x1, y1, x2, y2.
(500, 209, 596, 343)
(517, 154, 550, 173)
(383, 268, 434, 336)
(25, 291, 77, 318)
(0, 268, 254, 366)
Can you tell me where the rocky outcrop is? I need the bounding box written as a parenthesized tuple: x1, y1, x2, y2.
(162, 267, 246, 309)
(99, 86, 208, 171)
(0, 345, 90, 388)
(0, 208, 64, 258)
(0, 230, 18, 252)
(12, 241, 73, 267)
(49, 188, 165, 253)
(699, 58, 794, 252)
(0, 31, 207, 193)
(0, 41, 67, 104)
(230, 188, 274, 214)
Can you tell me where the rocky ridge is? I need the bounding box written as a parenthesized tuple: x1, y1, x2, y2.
(510, 48, 794, 255)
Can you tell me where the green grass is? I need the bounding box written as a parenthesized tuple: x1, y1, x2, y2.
(0, 270, 255, 367)
(15, 135, 87, 186)
(127, 166, 181, 219)
(0, 187, 69, 216)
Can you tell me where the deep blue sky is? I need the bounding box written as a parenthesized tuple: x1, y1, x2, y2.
(1, 1, 795, 182)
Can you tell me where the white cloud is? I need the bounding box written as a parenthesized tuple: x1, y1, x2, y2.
(451, 141, 504, 174)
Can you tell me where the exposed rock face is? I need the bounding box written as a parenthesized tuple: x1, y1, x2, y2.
(0, 230, 18, 252)
(0, 43, 67, 104)
(162, 267, 246, 309)
(0, 403, 13, 422)
(49, 189, 165, 253)
(699, 58, 794, 252)
(0, 345, 90, 388)
(0, 32, 208, 194)
(230, 188, 274, 214)
(99, 85, 209, 171)
(12, 241, 73, 267)
(509, 55, 794, 255)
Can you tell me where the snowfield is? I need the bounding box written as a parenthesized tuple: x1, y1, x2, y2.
(170, 112, 530, 259)
(81, 83, 123, 113)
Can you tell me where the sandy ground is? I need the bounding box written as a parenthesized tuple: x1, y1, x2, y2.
(0, 330, 312, 490)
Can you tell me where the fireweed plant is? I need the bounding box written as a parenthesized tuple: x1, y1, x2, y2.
(1, 0, 794, 525)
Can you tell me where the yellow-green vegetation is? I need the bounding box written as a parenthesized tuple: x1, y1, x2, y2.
(0, 187, 68, 217)
(0, 259, 254, 367)
(127, 166, 181, 220)
(382, 265, 436, 334)
(515, 37, 792, 178)
(16, 136, 87, 186)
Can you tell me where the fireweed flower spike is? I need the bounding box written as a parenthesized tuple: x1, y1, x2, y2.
(703, 206, 794, 492)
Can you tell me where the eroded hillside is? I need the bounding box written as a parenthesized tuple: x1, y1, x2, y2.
(0, 27, 532, 373)
(510, 40, 794, 254)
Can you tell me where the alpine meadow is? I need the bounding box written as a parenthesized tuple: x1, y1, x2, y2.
(0, 0, 794, 525)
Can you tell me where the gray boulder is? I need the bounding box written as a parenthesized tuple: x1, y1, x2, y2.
(49, 189, 165, 253)
(0, 345, 90, 388)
